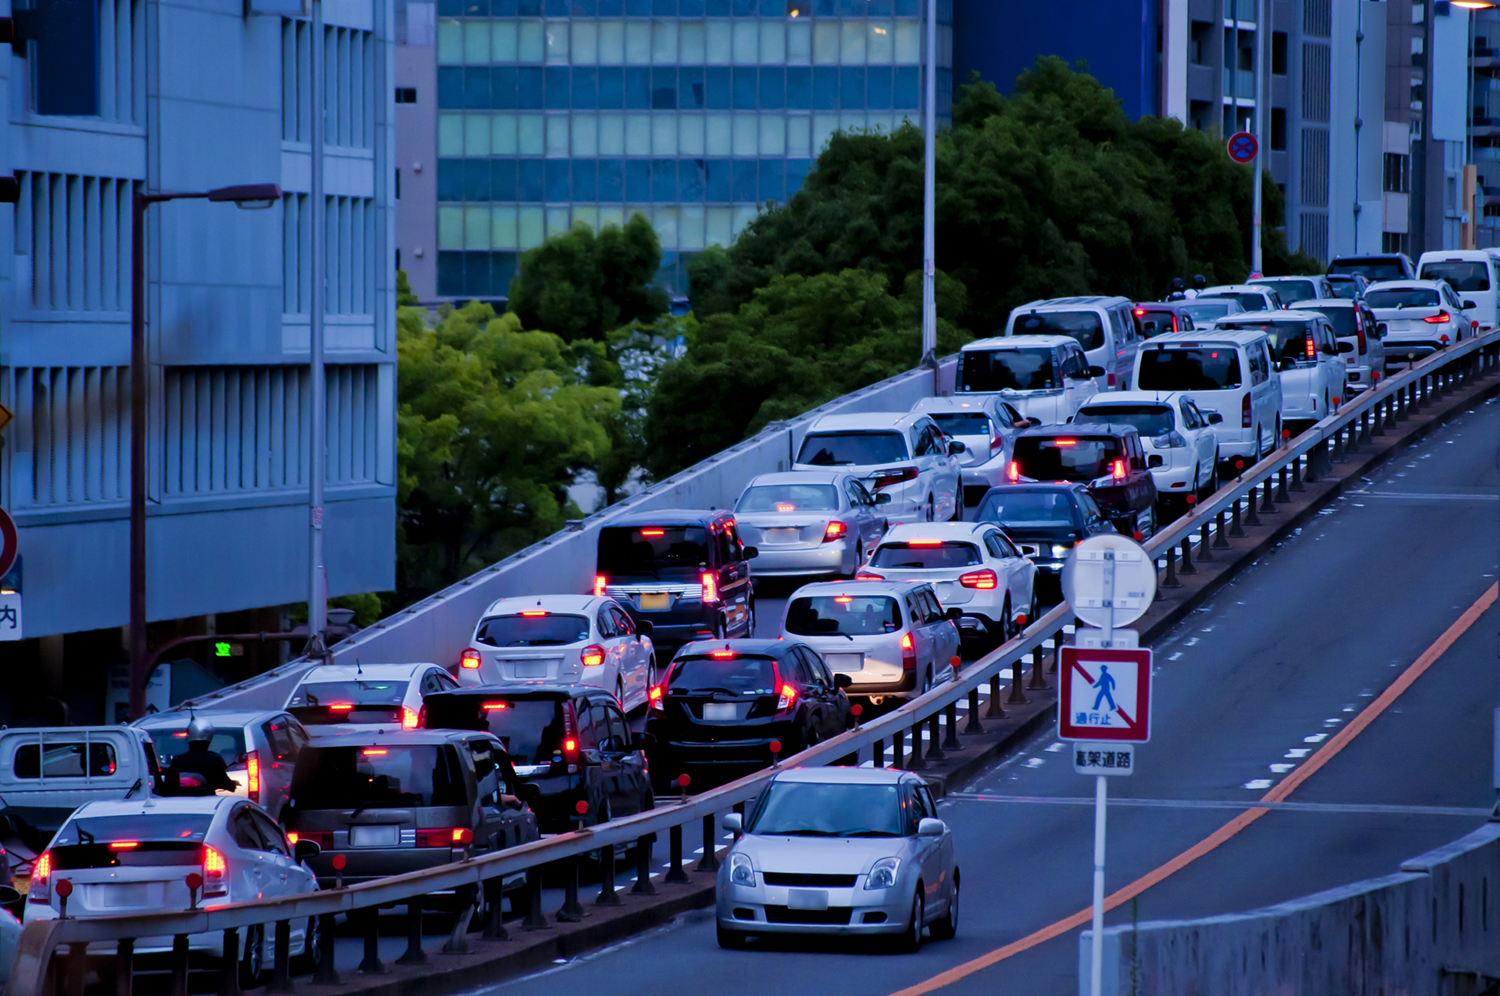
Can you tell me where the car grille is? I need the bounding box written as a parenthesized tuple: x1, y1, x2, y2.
(762, 872, 858, 887)
(764, 905, 853, 925)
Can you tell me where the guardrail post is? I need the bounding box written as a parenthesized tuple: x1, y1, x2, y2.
(171, 935, 190, 996)
(557, 858, 587, 921)
(1159, 545, 1180, 588)
(1380, 394, 1394, 431)
(986, 674, 1005, 717)
(597, 843, 623, 907)
(964, 689, 983, 733)
(362, 908, 392, 968)
(1290, 454, 1305, 491)
(633, 833, 658, 895)
(872, 737, 884, 767)
(1274, 466, 1290, 503)
(116, 939, 134, 996)
(1006, 655, 1028, 704)
(892, 729, 905, 769)
(1258, 477, 1276, 513)
(925, 714, 943, 761)
(1050, 628, 1065, 672)
(1331, 425, 1346, 463)
(696, 815, 720, 873)
(67, 943, 87, 996)
(219, 928, 242, 996)
(1394, 385, 1407, 421)
(523, 867, 549, 926)
(907, 719, 927, 767)
(313, 913, 340, 983)
(1214, 510, 1231, 548)
(943, 703, 962, 748)
(397, 902, 428, 964)
(269, 920, 293, 993)
(1358, 410, 1372, 445)
(443, 886, 475, 954)
(1229, 498, 1245, 537)
(1344, 417, 1359, 454)
(1178, 535, 1196, 576)
(1196, 522, 1214, 561)
(1028, 643, 1048, 689)
(481, 878, 508, 941)
(1243, 488, 1261, 526)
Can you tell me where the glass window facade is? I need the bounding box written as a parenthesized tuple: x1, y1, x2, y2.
(435, 0, 952, 298)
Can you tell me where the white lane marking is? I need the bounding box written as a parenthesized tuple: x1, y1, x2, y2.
(1305, 733, 1329, 743)
(1284, 748, 1311, 758)
(1044, 742, 1066, 753)
(1354, 491, 1499, 501)
(1269, 763, 1296, 774)
(1342, 704, 1356, 713)
(1323, 718, 1343, 727)
(1169, 652, 1184, 661)
(1184, 637, 1200, 647)
(1023, 757, 1045, 768)
(1243, 779, 1274, 789)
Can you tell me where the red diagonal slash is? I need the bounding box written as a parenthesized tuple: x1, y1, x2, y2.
(1070, 660, 1136, 727)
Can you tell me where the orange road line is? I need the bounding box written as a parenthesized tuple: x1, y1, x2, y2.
(890, 581, 1498, 996)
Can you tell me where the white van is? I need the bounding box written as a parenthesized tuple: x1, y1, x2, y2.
(1416, 250, 1498, 331)
(1003, 296, 1141, 390)
(0, 727, 162, 851)
(1213, 311, 1349, 431)
(955, 335, 1101, 426)
(1133, 329, 1282, 468)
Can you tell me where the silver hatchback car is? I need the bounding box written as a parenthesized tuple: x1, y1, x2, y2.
(136, 709, 310, 821)
(732, 471, 890, 580)
(716, 767, 957, 950)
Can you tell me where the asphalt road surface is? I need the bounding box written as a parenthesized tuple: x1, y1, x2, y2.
(466, 399, 1499, 996)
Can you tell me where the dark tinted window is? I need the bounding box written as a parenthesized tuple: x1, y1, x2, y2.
(1365, 287, 1440, 309)
(1419, 261, 1490, 292)
(1295, 305, 1357, 338)
(926, 411, 993, 435)
(13, 741, 119, 778)
(150, 729, 248, 767)
(53, 814, 214, 847)
(1137, 346, 1243, 390)
(737, 483, 839, 512)
(1012, 436, 1124, 482)
(1200, 292, 1271, 312)
(1325, 278, 1362, 300)
(797, 432, 907, 466)
(598, 525, 710, 574)
(785, 595, 902, 636)
(1254, 279, 1317, 303)
(287, 744, 466, 811)
(1179, 300, 1238, 322)
(869, 542, 982, 569)
(957, 348, 1058, 392)
(1076, 404, 1175, 438)
(1132, 309, 1177, 338)
(423, 696, 563, 765)
(1328, 257, 1406, 280)
(289, 680, 405, 708)
(976, 490, 1081, 528)
(474, 614, 590, 647)
(1217, 321, 1318, 363)
(667, 655, 778, 693)
(1013, 310, 1105, 350)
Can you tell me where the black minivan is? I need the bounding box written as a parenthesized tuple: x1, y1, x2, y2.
(594, 510, 759, 648)
(1008, 423, 1160, 539)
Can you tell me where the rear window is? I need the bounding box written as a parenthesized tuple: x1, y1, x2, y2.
(1132, 310, 1177, 339)
(736, 484, 839, 513)
(1137, 346, 1243, 390)
(797, 431, 907, 466)
(1012, 436, 1123, 482)
(1200, 292, 1272, 312)
(1076, 404, 1175, 438)
(13, 741, 119, 779)
(1295, 305, 1357, 338)
(869, 542, 982, 569)
(1329, 258, 1406, 280)
(925, 412, 993, 436)
(1366, 288, 1440, 309)
(150, 729, 248, 768)
(50, 815, 214, 868)
(287, 744, 467, 811)
(475, 614, 589, 648)
(1179, 300, 1237, 322)
(668, 656, 778, 694)
(975, 490, 1081, 528)
(1326, 279, 1361, 300)
(423, 696, 564, 765)
(1419, 261, 1490, 292)
(957, 348, 1058, 392)
(598, 526, 710, 574)
(1255, 279, 1317, 303)
(785, 595, 902, 637)
(1013, 310, 1105, 351)
(1217, 321, 1318, 363)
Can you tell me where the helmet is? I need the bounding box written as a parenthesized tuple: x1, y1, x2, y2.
(1170, 277, 1185, 291)
(1192, 274, 1206, 288)
(186, 717, 216, 744)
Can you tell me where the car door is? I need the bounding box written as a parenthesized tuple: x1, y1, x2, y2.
(919, 587, 958, 677)
(904, 780, 944, 910)
(260, 718, 299, 820)
(1180, 399, 1216, 472)
(908, 422, 940, 514)
(248, 807, 310, 898)
(1062, 347, 1099, 414)
(594, 604, 626, 693)
(806, 648, 849, 736)
(465, 737, 508, 851)
(788, 647, 832, 740)
(228, 803, 282, 901)
(1077, 490, 1112, 538)
(598, 701, 646, 814)
(608, 604, 648, 705)
(718, 521, 753, 636)
(585, 700, 628, 820)
(914, 782, 954, 910)
(985, 530, 1031, 621)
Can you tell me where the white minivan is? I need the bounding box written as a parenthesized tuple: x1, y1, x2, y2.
(1416, 250, 1497, 332)
(1003, 296, 1141, 389)
(1133, 329, 1282, 470)
(955, 335, 1101, 426)
(1213, 311, 1349, 431)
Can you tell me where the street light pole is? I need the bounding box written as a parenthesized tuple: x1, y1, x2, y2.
(919, 0, 937, 368)
(1250, 0, 1265, 276)
(306, 0, 330, 663)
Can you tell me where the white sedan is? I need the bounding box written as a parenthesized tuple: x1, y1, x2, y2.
(1074, 391, 1221, 501)
(910, 395, 1038, 511)
(857, 522, 1038, 654)
(284, 662, 456, 736)
(26, 796, 321, 985)
(458, 594, 656, 710)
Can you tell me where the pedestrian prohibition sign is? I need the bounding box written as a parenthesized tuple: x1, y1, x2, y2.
(1227, 130, 1258, 164)
(1058, 646, 1153, 742)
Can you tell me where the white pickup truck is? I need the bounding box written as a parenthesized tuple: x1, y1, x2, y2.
(0, 727, 162, 853)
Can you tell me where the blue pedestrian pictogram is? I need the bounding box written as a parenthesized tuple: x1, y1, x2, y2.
(1091, 665, 1117, 712)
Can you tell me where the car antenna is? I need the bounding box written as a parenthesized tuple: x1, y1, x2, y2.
(355, 657, 362, 676)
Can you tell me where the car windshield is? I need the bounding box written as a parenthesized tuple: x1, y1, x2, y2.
(1076, 404, 1175, 438)
(736, 484, 840, 513)
(422, 696, 563, 765)
(150, 728, 248, 767)
(975, 490, 1081, 528)
(1365, 288, 1440, 309)
(1254, 279, 1317, 302)
(598, 526, 710, 575)
(668, 656, 777, 694)
(1418, 262, 1489, 292)
(1012, 436, 1122, 482)
(1012, 310, 1105, 350)
(1137, 345, 1243, 390)
(1179, 300, 1237, 322)
(1329, 258, 1406, 280)
(474, 614, 589, 647)
(797, 432, 907, 466)
(287, 744, 466, 811)
(785, 595, 902, 637)
(1296, 305, 1357, 338)
(52, 814, 215, 846)
(925, 411, 993, 436)
(1217, 321, 1316, 363)
(288, 680, 406, 709)
(1132, 310, 1177, 338)
(957, 348, 1058, 392)
(1200, 292, 1272, 311)
(869, 542, 981, 569)
(750, 781, 903, 837)
(1325, 279, 1361, 300)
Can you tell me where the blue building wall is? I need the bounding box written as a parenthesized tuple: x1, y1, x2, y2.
(952, 0, 1160, 119)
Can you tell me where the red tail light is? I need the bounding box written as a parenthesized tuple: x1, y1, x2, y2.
(1106, 372, 1116, 387)
(823, 521, 848, 542)
(202, 846, 228, 898)
(460, 648, 481, 669)
(246, 752, 260, 803)
(30, 852, 51, 902)
(1241, 393, 1252, 428)
(593, 575, 607, 596)
(581, 645, 606, 668)
(700, 571, 718, 604)
(416, 828, 473, 848)
(110, 841, 140, 850)
(562, 737, 578, 754)
(329, 703, 354, 711)
(1422, 311, 1450, 324)
(777, 683, 798, 712)
(648, 684, 665, 710)
(401, 707, 419, 730)
(1354, 311, 1367, 354)
(870, 466, 919, 490)
(287, 830, 332, 848)
(1304, 335, 1315, 360)
(901, 633, 916, 672)
(1112, 459, 1126, 481)
(959, 569, 998, 589)
(1007, 460, 1020, 482)
(710, 649, 736, 659)
(855, 572, 883, 581)
(562, 704, 581, 758)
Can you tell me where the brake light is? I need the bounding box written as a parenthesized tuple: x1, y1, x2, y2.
(901, 633, 916, 671)
(1423, 311, 1450, 324)
(870, 466, 919, 490)
(856, 572, 883, 581)
(246, 752, 260, 803)
(414, 828, 472, 848)
(823, 521, 848, 542)
(710, 649, 736, 659)
(990, 430, 1003, 454)
(203, 846, 228, 898)
(581, 644, 606, 667)
(1007, 460, 1020, 482)
(329, 703, 354, 711)
(1304, 335, 1315, 360)
(1054, 439, 1077, 446)
(520, 610, 547, 617)
(648, 685, 665, 710)
(563, 737, 578, 754)
(1132, 308, 1145, 316)
(777, 684, 797, 712)
(908, 539, 942, 547)
(594, 575, 607, 596)
(701, 570, 718, 604)
(481, 701, 508, 711)
(362, 748, 388, 756)
(401, 707, 419, 730)
(460, 647, 481, 670)
(109, 840, 140, 850)
(776, 503, 795, 512)
(834, 595, 854, 603)
(1112, 459, 1126, 481)
(959, 569, 998, 589)
(1354, 312, 1367, 353)
(30, 852, 51, 902)
(287, 830, 332, 847)
(173, 731, 188, 738)
(640, 528, 665, 536)
(1107, 372, 1116, 387)
(285, 832, 298, 844)
(562, 704, 580, 756)
(1241, 393, 1252, 428)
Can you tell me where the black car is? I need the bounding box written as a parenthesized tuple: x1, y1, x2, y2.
(595, 509, 759, 650)
(645, 639, 852, 791)
(281, 730, 539, 901)
(421, 685, 652, 832)
(974, 483, 1117, 596)
(1008, 423, 1160, 538)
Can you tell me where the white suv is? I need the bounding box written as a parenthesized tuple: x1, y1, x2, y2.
(1074, 391, 1221, 501)
(910, 395, 1037, 510)
(1365, 280, 1475, 367)
(1003, 296, 1140, 389)
(955, 335, 1101, 426)
(795, 412, 963, 524)
(1213, 311, 1349, 431)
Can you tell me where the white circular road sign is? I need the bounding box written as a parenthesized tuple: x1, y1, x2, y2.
(1059, 534, 1157, 630)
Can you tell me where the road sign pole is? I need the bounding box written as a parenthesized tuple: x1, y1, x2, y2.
(1090, 772, 1107, 996)
(1100, 550, 1116, 646)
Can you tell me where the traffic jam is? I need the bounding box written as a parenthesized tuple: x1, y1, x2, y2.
(1, 251, 1490, 964)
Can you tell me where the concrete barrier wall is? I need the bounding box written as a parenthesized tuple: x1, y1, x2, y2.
(1083, 823, 1500, 996)
(183, 359, 954, 713)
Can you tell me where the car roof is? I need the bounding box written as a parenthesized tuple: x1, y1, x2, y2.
(791, 579, 930, 598)
(1217, 309, 1320, 323)
(1248, 275, 1320, 283)
(771, 766, 914, 786)
(1078, 390, 1182, 406)
(1364, 280, 1448, 291)
(1201, 284, 1274, 294)
(136, 709, 287, 729)
(979, 482, 1088, 499)
(806, 412, 925, 432)
(425, 683, 599, 701)
(1417, 249, 1495, 261)
(1019, 422, 1139, 439)
(305, 729, 482, 748)
(71, 796, 237, 819)
(1014, 296, 1132, 309)
(964, 334, 1078, 350)
(744, 470, 846, 487)
(1145, 328, 1267, 345)
(883, 522, 991, 540)
(675, 638, 793, 657)
(1287, 298, 1353, 308)
(606, 508, 731, 527)
(1135, 301, 1192, 311)
(910, 395, 1000, 413)
(481, 594, 605, 617)
(294, 663, 435, 683)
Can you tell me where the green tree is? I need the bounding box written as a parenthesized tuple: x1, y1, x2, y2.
(507, 214, 670, 342)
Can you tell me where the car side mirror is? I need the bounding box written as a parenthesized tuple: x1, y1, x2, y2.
(1463, 300, 1477, 310)
(0, 885, 20, 907)
(742, 546, 759, 560)
(834, 673, 853, 690)
(1337, 340, 1354, 354)
(875, 493, 893, 505)
(945, 607, 963, 622)
(1086, 365, 1106, 378)
(947, 440, 966, 455)
(917, 818, 945, 837)
(515, 783, 542, 804)
(636, 619, 653, 639)
(293, 839, 322, 863)
(1147, 454, 1164, 468)
(1205, 411, 1224, 424)
(721, 813, 743, 833)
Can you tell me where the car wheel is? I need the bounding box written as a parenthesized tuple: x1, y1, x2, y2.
(292, 915, 322, 974)
(615, 677, 625, 706)
(900, 889, 925, 953)
(747, 599, 757, 637)
(922, 666, 933, 694)
(925, 495, 935, 522)
(717, 922, 748, 949)
(239, 923, 265, 989)
(949, 488, 963, 522)
(713, 616, 727, 640)
(930, 875, 959, 940)
(1001, 596, 1013, 639)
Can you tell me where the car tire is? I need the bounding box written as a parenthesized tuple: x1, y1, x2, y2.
(949, 488, 963, 522)
(615, 677, 625, 706)
(922, 666, 933, 694)
(239, 923, 266, 989)
(929, 875, 959, 940)
(925, 495, 935, 522)
(292, 916, 322, 974)
(900, 889, 925, 953)
(713, 616, 727, 640)
(717, 922, 748, 949)
(1001, 596, 1013, 639)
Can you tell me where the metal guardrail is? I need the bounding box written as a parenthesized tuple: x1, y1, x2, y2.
(10, 333, 1498, 996)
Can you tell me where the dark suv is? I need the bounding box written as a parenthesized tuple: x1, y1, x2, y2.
(974, 483, 1117, 596)
(645, 639, 852, 791)
(282, 730, 538, 900)
(1008, 423, 1159, 538)
(594, 510, 759, 649)
(420, 685, 651, 832)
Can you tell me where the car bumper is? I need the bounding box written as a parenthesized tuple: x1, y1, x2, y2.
(844, 671, 917, 696)
(750, 540, 853, 577)
(1147, 461, 1195, 492)
(717, 883, 912, 935)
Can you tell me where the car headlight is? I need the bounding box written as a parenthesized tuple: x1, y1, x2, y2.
(1051, 544, 1072, 558)
(864, 857, 901, 890)
(729, 853, 755, 887)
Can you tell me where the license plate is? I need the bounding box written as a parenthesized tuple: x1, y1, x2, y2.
(637, 593, 670, 611)
(825, 653, 863, 672)
(349, 825, 400, 848)
(512, 661, 549, 679)
(787, 889, 829, 910)
(99, 883, 153, 908)
(765, 527, 800, 543)
(703, 703, 737, 721)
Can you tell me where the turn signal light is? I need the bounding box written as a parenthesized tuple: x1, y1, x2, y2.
(110, 841, 140, 850)
(959, 569, 998, 590)
(823, 521, 848, 542)
(581, 644, 606, 667)
(460, 648, 481, 669)
(1007, 460, 1020, 482)
(246, 752, 261, 803)
(202, 846, 228, 898)
(1112, 459, 1126, 481)
(856, 571, 883, 581)
(594, 575, 607, 596)
(701, 571, 718, 604)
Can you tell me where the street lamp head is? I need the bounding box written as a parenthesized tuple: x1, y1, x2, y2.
(206, 183, 281, 209)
